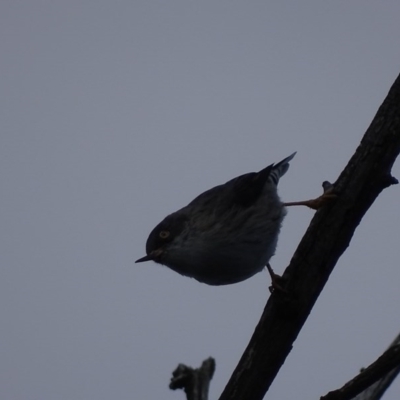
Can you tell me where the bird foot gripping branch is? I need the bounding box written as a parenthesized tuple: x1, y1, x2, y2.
(267, 181, 337, 294)
(266, 263, 288, 294)
(284, 181, 337, 210)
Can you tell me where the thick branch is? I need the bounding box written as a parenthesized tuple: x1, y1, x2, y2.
(219, 73, 400, 400)
(170, 357, 216, 400)
(321, 344, 400, 400)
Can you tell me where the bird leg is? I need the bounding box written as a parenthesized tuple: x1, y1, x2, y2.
(266, 263, 287, 294)
(284, 182, 336, 210)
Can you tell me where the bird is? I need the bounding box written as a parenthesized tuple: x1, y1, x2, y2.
(136, 153, 332, 286)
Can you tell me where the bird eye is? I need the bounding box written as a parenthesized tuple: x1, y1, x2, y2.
(159, 230, 170, 239)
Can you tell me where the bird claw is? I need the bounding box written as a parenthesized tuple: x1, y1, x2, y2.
(266, 264, 288, 294)
(302, 191, 337, 210)
(284, 182, 337, 210)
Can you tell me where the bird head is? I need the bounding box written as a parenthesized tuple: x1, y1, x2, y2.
(135, 212, 189, 265)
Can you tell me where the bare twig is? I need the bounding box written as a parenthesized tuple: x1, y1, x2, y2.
(170, 357, 216, 400)
(349, 333, 400, 400)
(321, 343, 400, 400)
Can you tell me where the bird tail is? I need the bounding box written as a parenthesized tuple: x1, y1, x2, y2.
(268, 152, 296, 185)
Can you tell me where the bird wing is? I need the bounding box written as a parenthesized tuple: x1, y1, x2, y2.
(188, 153, 296, 209)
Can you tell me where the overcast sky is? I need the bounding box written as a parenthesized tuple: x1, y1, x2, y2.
(1, 2, 400, 400)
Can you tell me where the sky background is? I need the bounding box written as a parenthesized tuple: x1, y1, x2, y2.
(1, 2, 400, 399)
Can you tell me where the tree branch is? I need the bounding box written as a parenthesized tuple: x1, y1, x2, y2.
(219, 73, 400, 400)
(349, 333, 400, 400)
(321, 343, 400, 400)
(170, 357, 216, 400)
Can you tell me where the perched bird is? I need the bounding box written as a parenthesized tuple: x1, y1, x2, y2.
(136, 153, 329, 285)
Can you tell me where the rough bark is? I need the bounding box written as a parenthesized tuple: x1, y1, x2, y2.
(218, 73, 400, 400)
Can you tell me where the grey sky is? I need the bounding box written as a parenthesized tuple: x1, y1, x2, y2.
(1, 2, 400, 399)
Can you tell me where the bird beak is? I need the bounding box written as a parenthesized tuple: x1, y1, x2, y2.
(135, 254, 153, 263)
(135, 249, 163, 263)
